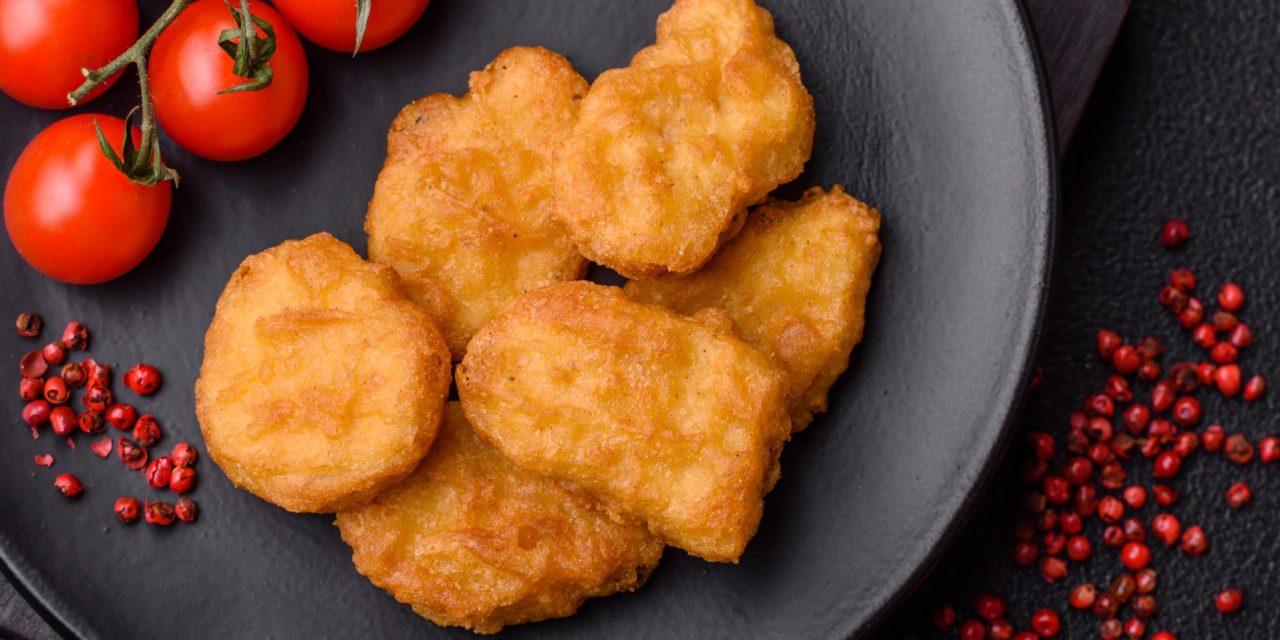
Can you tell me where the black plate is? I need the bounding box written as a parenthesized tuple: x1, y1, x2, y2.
(0, 1, 1054, 637)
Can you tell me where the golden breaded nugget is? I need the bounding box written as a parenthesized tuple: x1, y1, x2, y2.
(627, 187, 881, 430)
(366, 46, 589, 357)
(553, 0, 815, 278)
(458, 282, 791, 562)
(336, 403, 663, 634)
(196, 233, 451, 513)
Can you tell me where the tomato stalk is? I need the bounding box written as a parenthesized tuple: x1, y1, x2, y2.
(354, 0, 372, 55)
(67, 0, 279, 186)
(218, 0, 278, 93)
(67, 0, 193, 186)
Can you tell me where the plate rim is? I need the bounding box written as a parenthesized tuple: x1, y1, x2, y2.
(0, 0, 1060, 637)
(848, 0, 1059, 636)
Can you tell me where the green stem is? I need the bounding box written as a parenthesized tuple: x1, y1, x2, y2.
(68, 0, 194, 106)
(132, 57, 156, 176)
(67, 0, 195, 185)
(238, 0, 256, 62)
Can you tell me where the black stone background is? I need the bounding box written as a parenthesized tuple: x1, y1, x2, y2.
(886, 1, 1280, 639)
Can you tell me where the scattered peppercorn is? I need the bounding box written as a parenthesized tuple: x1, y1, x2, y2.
(59, 321, 87, 350)
(1160, 220, 1189, 248)
(123, 364, 162, 395)
(1209, 342, 1238, 364)
(1152, 451, 1182, 479)
(171, 442, 198, 468)
(1171, 396, 1200, 427)
(169, 467, 195, 494)
(1215, 588, 1242, 614)
(1123, 618, 1145, 639)
(1120, 541, 1151, 570)
(82, 381, 111, 413)
(114, 497, 140, 523)
(144, 500, 175, 526)
(104, 403, 137, 431)
(1097, 330, 1122, 360)
(59, 362, 85, 387)
(19, 351, 47, 378)
(53, 473, 82, 497)
(1214, 364, 1242, 397)
(988, 619, 1013, 640)
(1216, 283, 1244, 311)
(42, 376, 68, 405)
(1225, 482, 1251, 509)
(48, 406, 76, 437)
(1180, 525, 1208, 556)
(1224, 433, 1254, 464)
(40, 342, 66, 366)
(1151, 514, 1182, 546)
(1029, 608, 1060, 637)
(22, 400, 50, 427)
(1135, 569, 1157, 594)
(117, 437, 148, 471)
(1066, 535, 1091, 562)
(1259, 437, 1280, 463)
(1228, 323, 1252, 349)
(132, 414, 161, 448)
(1243, 375, 1265, 401)
(1099, 618, 1122, 640)
(1041, 557, 1067, 583)
(1012, 541, 1038, 567)
(18, 377, 41, 402)
(1133, 595, 1159, 619)
(174, 497, 198, 523)
(1069, 583, 1096, 609)
(146, 456, 174, 490)
(933, 604, 956, 631)
(1121, 486, 1146, 510)
(15, 312, 42, 337)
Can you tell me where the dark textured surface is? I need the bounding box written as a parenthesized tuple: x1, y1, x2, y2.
(0, 1, 1051, 639)
(888, 1, 1280, 638)
(1024, 0, 1129, 151)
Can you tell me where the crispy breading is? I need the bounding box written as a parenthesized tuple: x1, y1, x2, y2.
(195, 233, 451, 513)
(366, 46, 589, 357)
(627, 186, 881, 430)
(552, 0, 815, 278)
(457, 282, 791, 562)
(335, 403, 663, 634)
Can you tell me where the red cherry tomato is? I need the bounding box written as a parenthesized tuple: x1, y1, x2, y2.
(4, 114, 172, 284)
(149, 0, 308, 161)
(271, 0, 429, 53)
(0, 0, 138, 109)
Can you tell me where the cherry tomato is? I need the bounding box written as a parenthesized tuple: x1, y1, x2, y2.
(0, 0, 138, 109)
(4, 114, 171, 284)
(272, 0, 429, 53)
(149, 0, 308, 161)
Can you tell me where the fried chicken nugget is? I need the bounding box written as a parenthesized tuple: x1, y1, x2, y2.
(627, 187, 882, 430)
(366, 47, 590, 357)
(552, 0, 815, 278)
(196, 233, 451, 513)
(335, 403, 663, 634)
(458, 282, 792, 562)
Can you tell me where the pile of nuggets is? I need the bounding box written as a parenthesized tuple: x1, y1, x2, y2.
(195, 0, 881, 633)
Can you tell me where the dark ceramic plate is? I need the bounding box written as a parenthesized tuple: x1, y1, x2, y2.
(0, 0, 1054, 638)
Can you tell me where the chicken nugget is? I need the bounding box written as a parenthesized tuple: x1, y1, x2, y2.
(553, 0, 815, 278)
(458, 282, 791, 562)
(627, 186, 881, 430)
(196, 233, 451, 513)
(366, 46, 590, 357)
(336, 403, 663, 634)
